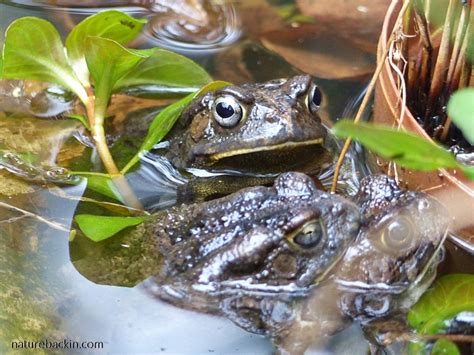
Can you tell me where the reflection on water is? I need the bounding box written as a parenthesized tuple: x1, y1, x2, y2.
(4, 0, 241, 53)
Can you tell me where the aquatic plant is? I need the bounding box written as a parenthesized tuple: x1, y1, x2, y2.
(408, 274, 474, 354)
(0, 10, 222, 207)
(331, 0, 474, 191)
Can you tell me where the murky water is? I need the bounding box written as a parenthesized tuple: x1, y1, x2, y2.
(1, 1, 472, 354)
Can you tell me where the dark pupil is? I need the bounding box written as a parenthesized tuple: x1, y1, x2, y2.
(312, 87, 322, 106)
(294, 224, 322, 249)
(216, 102, 235, 118)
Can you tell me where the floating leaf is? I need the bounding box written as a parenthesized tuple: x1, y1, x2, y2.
(447, 88, 474, 145)
(65, 10, 147, 86)
(431, 339, 460, 355)
(332, 120, 474, 180)
(408, 274, 474, 334)
(2, 17, 88, 104)
(114, 48, 212, 91)
(84, 36, 146, 121)
(75, 214, 145, 242)
(121, 80, 231, 173)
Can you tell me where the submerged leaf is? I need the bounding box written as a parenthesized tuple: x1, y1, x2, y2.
(66, 10, 147, 86)
(408, 274, 474, 334)
(78, 173, 123, 202)
(447, 88, 474, 145)
(121, 80, 231, 173)
(114, 48, 212, 91)
(2, 17, 88, 104)
(75, 214, 145, 242)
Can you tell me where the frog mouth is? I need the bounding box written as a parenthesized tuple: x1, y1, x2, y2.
(208, 138, 325, 162)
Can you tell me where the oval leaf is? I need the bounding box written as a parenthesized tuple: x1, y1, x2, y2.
(2, 17, 87, 104)
(408, 274, 474, 334)
(84, 36, 146, 121)
(447, 88, 474, 145)
(332, 120, 460, 171)
(74, 172, 123, 202)
(121, 80, 231, 173)
(114, 48, 212, 91)
(66, 10, 147, 86)
(75, 214, 145, 242)
(431, 339, 460, 355)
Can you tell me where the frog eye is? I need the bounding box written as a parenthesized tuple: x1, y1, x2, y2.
(212, 96, 243, 128)
(379, 216, 414, 251)
(293, 221, 325, 249)
(307, 83, 322, 113)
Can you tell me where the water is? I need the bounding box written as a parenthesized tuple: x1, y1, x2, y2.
(0, 1, 472, 353)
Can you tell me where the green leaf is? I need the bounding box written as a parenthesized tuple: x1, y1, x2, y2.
(0, 52, 3, 77)
(2, 17, 88, 104)
(408, 274, 474, 334)
(67, 114, 90, 129)
(447, 88, 474, 145)
(332, 120, 460, 171)
(431, 339, 460, 355)
(66, 10, 147, 86)
(460, 165, 474, 180)
(84, 36, 146, 122)
(75, 214, 145, 242)
(121, 80, 231, 173)
(114, 48, 211, 91)
(73, 172, 123, 202)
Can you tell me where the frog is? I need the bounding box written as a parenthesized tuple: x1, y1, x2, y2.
(72, 172, 361, 333)
(277, 174, 449, 354)
(72, 173, 449, 352)
(136, 74, 332, 204)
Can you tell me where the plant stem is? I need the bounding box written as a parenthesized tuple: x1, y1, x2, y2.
(446, 0, 470, 93)
(425, 0, 457, 119)
(84, 93, 143, 209)
(413, 2, 432, 115)
(330, 0, 412, 193)
(450, 9, 471, 92)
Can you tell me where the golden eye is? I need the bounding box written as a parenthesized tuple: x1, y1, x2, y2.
(293, 221, 325, 249)
(380, 216, 414, 250)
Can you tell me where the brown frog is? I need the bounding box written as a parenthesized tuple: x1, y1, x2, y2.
(141, 75, 331, 203)
(164, 74, 327, 170)
(72, 172, 360, 334)
(72, 173, 448, 353)
(278, 175, 449, 354)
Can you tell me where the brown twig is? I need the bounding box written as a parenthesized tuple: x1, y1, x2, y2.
(440, 9, 471, 142)
(425, 0, 457, 120)
(413, 2, 433, 112)
(451, 19, 471, 92)
(446, 0, 471, 94)
(330, 0, 412, 193)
